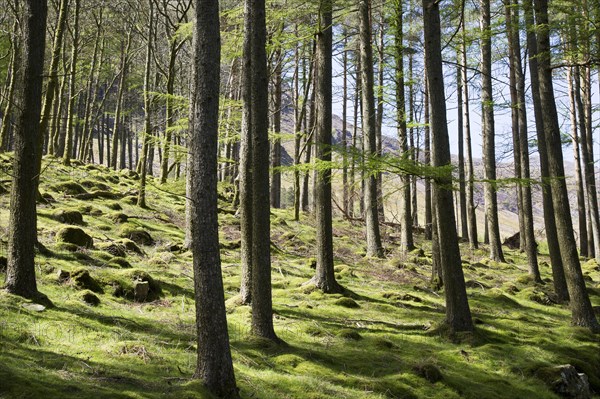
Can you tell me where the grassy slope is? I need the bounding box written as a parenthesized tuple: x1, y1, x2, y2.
(0, 154, 599, 399)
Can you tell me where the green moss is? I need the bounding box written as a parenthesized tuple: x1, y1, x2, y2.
(1, 155, 599, 399)
(337, 329, 362, 341)
(334, 297, 359, 308)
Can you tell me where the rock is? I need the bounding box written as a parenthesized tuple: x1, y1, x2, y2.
(49, 181, 87, 195)
(109, 257, 131, 269)
(55, 226, 94, 248)
(119, 227, 154, 246)
(71, 269, 103, 293)
(98, 242, 127, 257)
(111, 213, 129, 224)
(503, 232, 521, 250)
(0, 256, 7, 273)
(537, 365, 591, 399)
(21, 303, 46, 312)
(117, 239, 143, 255)
(134, 281, 149, 302)
(40, 192, 55, 203)
(465, 280, 491, 289)
(107, 202, 122, 211)
(81, 290, 100, 306)
(164, 242, 182, 252)
(53, 210, 84, 225)
(400, 294, 422, 302)
(57, 269, 70, 282)
(334, 297, 360, 308)
(337, 329, 362, 341)
(119, 169, 139, 180)
(414, 363, 443, 383)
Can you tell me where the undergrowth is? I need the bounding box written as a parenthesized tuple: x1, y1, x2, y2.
(0, 154, 599, 398)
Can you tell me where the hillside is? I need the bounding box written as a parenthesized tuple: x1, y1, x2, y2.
(0, 153, 599, 398)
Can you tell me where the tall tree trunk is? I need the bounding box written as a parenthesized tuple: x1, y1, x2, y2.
(311, 0, 341, 294)
(270, 46, 282, 208)
(424, 76, 432, 241)
(460, 29, 479, 249)
(342, 33, 349, 216)
(423, 0, 473, 332)
(530, 0, 599, 330)
(110, 34, 131, 170)
(456, 59, 468, 240)
(63, 0, 80, 166)
(0, 20, 20, 153)
(506, 0, 540, 281)
(189, 0, 239, 395)
(38, 0, 68, 158)
(394, 0, 414, 253)
(523, 0, 569, 302)
(241, 0, 279, 341)
(375, 10, 385, 221)
(480, 0, 505, 263)
(574, 64, 600, 262)
(78, 13, 102, 162)
(568, 67, 588, 257)
(5, 0, 48, 299)
(359, 0, 383, 258)
(138, 0, 154, 208)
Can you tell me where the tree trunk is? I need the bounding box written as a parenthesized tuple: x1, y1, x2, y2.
(63, 0, 80, 166)
(423, 0, 473, 333)
(359, 0, 383, 258)
(530, 0, 598, 330)
(506, 0, 540, 281)
(394, 0, 414, 253)
(456, 59, 468, 241)
(311, 0, 342, 294)
(574, 64, 600, 261)
(568, 67, 588, 257)
(5, 0, 48, 299)
(523, 0, 569, 302)
(38, 0, 68, 158)
(375, 10, 385, 221)
(270, 46, 282, 209)
(138, 0, 154, 208)
(110, 35, 131, 170)
(241, 0, 279, 341)
(0, 20, 20, 153)
(424, 76, 432, 241)
(480, 0, 505, 263)
(189, 0, 239, 394)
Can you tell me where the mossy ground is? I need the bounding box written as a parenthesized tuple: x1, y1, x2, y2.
(0, 154, 599, 398)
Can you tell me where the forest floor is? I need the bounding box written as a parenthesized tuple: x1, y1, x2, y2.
(0, 154, 599, 399)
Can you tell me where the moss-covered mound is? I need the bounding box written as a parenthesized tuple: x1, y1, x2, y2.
(55, 226, 93, 248)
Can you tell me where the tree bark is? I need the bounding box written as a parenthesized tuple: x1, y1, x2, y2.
(505, 0, 540, 281)
(531, 0, 598, 330)
(358, 0, 383, 258)
(523, 0, 569, 302)
(241, 0, 279, 341)
(189, 0, 239, 394)
(311, 0, 342, 294)
(480, 0, 505, 263)
(63, 0, 80, 166)
(5, 0, 48, 299)
(394, 0, 414, 253)
(423, 0, 473, 333)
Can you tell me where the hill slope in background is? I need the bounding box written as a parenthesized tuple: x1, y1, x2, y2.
(0, 153, 599, 398)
